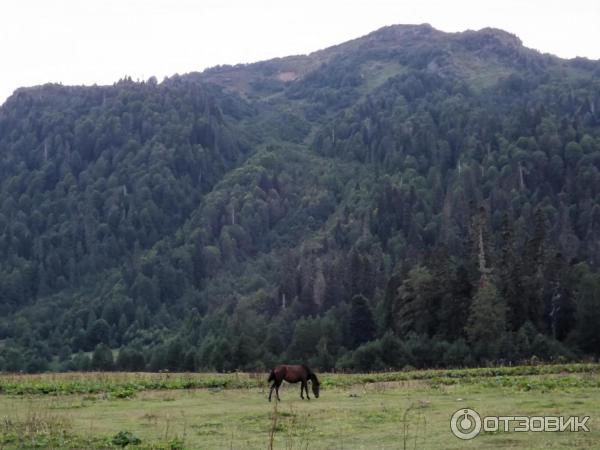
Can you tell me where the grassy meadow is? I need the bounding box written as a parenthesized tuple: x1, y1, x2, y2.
(0, 364, 598, 449)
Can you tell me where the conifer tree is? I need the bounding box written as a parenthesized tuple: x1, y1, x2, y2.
(349, 294, 376, 348)
(466, 281, 506, 356)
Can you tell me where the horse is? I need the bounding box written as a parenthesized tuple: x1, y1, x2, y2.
(267, 364, 320, 402)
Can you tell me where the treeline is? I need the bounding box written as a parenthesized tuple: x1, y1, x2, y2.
(2, 206, 598, 373)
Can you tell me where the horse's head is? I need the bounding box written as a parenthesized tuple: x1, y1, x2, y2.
(311, 375, 320, 398)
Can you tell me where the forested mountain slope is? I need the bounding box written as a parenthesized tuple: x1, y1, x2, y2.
(1, 24, 600, 372)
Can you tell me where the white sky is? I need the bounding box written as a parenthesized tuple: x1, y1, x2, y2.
(1, 0, 599, 105)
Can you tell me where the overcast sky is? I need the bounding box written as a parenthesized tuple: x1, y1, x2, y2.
(1, 0, 599, 105)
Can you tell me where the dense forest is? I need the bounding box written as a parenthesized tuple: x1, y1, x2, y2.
(1, 24, 600, 373)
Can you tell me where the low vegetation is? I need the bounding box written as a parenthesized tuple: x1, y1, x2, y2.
(0, 363, 597, 397)
(0, 365, 598, 449)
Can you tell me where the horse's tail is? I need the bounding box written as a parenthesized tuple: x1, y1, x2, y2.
(268, 369, 275, 383)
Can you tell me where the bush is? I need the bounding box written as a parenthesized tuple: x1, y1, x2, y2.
(443, 339, 473, 367)
(117, 348, 146, 371)
(91, 344, 114, 371)
(403, 333, 434, 368)
(379, 332, 406, 368)
(111, 431, 141, 447)
(352, 341, 385, 372)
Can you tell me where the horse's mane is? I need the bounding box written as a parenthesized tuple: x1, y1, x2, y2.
(302, 365, 319, 384)
(310, 372, 320, 384)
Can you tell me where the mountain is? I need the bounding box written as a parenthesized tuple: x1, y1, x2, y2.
(1, 24, 600, 373)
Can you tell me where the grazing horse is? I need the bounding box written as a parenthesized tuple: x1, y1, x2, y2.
(268, 364, 320, 402)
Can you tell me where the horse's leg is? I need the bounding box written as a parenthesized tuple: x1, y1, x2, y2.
(300, 381, 305, 399)
(269, 382, 275, 402)
(275, 381, 281, 401)
(305, 379, 311, 400)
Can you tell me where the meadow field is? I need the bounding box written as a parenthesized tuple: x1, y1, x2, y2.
(0, 364, 598, 449)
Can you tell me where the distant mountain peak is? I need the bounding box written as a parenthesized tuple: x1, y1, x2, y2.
(371, 22, 437, 35)
(459, 27, 523, 49)
(155, 22, 591, 100)
(348, 23, 442, 47)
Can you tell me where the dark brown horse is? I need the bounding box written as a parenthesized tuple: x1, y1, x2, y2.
(268, 364, 320, 401)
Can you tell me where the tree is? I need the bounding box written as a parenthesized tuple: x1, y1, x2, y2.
(116, 347, 145, 371)
(377, 271, 402, 334)
(86, 319, 110, 349)
(573, 272, 600, 355)
(92, 343, 114, 371)
(287, 318, 321, 361)
(392, 267, 436, 336)
(349, 294, 376, 348)
(148, 345, 167, 371)
(131, 273, 160, 311)
(72, 351, 92, 371)
(165, 339, 184, 371)
(466, 281, 506, 357)
(521, 209, 547, 328)
(183, 349, 197, 372)
(436, 265, 472, 340)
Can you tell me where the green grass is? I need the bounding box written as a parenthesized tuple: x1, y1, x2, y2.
(0, 364, 597, 397)
(0, 364, 598, 449)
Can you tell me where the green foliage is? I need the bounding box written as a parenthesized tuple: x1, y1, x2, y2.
(1, 25, 600, 371)
(111, 431, 142, 447)
(1, 363, 598, 398)
(466, 282, 506, 348)
(91, 344, 114, 371)
(573, 271, 600, 355)
(348, 294, 376, 348)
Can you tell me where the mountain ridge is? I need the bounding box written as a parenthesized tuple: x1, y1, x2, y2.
(7, 24, 595, 107)
(1, 24, 600, 373)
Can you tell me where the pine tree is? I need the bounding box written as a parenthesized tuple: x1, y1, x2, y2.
(392, 267, 435, 336)
(574, 272, 600, 355)
(498, 213, 526, 330)
(349, 294, 376, 348)
(466, 281, 506, 354)
(378, 270, 403, 334)
(522, 209, 547, 328)
(437, 265, 472, 340)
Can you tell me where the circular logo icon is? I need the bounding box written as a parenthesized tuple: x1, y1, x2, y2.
(450, 408, 482, 440)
